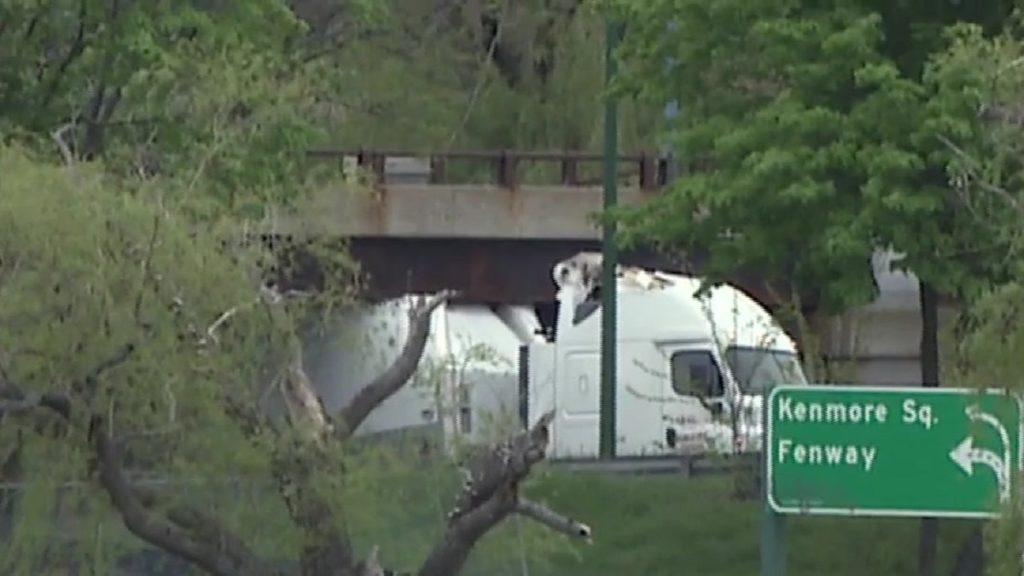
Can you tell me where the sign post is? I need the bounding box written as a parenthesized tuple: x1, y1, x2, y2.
(766, 385, 1022, 518)
(761, 383, 787, 576)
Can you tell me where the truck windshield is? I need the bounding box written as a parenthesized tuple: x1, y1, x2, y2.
(723, 346, 806, 393)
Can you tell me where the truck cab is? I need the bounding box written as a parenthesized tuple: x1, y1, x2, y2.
(522, 254, 807, 460)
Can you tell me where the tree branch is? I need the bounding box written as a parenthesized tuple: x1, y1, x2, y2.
(333, 289, 457, 438)
(0, 341, 133, 420)
(516, 498, 592, 542)
(417, 410, 587, 576)
(93, 420, 276, 576)
(270, 440, 359, 576)
(51, 122, 78, 165)
(78, 0, 121, 159)
(418, 486, 517, 576)
(280, 356, 334, 445)
(132, 484, 281, 576)
(71, 342, 136, 399)
(447, 411, 553, 523)
(180, 293, 357, 576)
(936, 133, 1024, 217)
(0, 343, 277, 576)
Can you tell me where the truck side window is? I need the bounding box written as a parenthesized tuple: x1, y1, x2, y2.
(670, 351, 724, 398)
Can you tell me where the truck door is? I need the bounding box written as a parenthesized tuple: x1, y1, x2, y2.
(661, 347, 733, 455)
(554, 350, 601, 458)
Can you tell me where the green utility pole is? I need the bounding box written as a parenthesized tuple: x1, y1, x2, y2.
(599, 17, 621, 460)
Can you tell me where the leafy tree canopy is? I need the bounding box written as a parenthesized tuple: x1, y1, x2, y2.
(607, 0, 1019, 314)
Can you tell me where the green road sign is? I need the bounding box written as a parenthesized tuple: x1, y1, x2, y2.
(767, 385, 1023, 518)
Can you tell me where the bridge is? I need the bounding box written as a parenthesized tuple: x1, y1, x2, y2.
(260, 147, 945, 388)
(274, 148, 806, 312)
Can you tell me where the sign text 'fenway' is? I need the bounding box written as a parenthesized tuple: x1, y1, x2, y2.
(766, 385, 1023, 518)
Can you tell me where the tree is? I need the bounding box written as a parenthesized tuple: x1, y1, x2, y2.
(606, 1, 1019, 573)
(0, 3, 630, 572)
(606, 0, 905, 380)
(0, 2, 648, 573)
(1, 0, 660, 196)
(0, 144, 592, 575)
(306, 0, 662, 157)
(923, 22, 1024, 575)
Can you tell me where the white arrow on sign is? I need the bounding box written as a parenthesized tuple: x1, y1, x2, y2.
(966, 404, 1011, 474)
(950, 432, 1011, 503)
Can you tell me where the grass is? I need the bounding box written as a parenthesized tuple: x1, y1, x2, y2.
(1, 455, 981, 575)
(512, 468, 977, 576)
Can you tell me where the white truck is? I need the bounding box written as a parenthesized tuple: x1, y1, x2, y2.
(522, 253, 808, 460)
(304, 253, 808, 459)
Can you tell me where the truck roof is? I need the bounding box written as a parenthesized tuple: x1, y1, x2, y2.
(553, 256, 799, 354)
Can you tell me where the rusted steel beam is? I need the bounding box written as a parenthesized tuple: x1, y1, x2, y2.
(495, 151, 519, 188)
(429, 156, 446, 184)
(345, 237, 820, 312)
(639, 151, 658, 192)
(560, 157, 579, 186)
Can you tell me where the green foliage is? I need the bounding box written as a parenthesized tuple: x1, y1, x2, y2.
(311, 0, 660, 156)
(945, 280, 1024, 575)
(0, 1, 733, 574)
(609, 0, 892, 313)
(0, 0, 351, 220)
(919, 23, 1024, 572)
(0, 142, 560, 575)
(609, 7, 1024, 568)
(607, 0, 1020, 314)
(0, 143, 287, 572)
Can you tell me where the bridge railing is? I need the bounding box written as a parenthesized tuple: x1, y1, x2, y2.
(306, 148, 671, 192)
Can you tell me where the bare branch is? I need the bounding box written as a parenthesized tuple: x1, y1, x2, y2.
(279, 355, 333, 445)
(516, 498, 592, 543)
(51, 122, 77, 165)
(936, 133, 1024, 217)
(417, 411, 576, 576)
(205, 307, 243, 346)
(448, 410, 553, 523)
(334, 289, 458, 438)
(418, 486, 517, 576)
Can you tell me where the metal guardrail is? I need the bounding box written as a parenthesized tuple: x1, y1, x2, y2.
(548, 452, 760, 477)
(306, 148, 672, 191)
